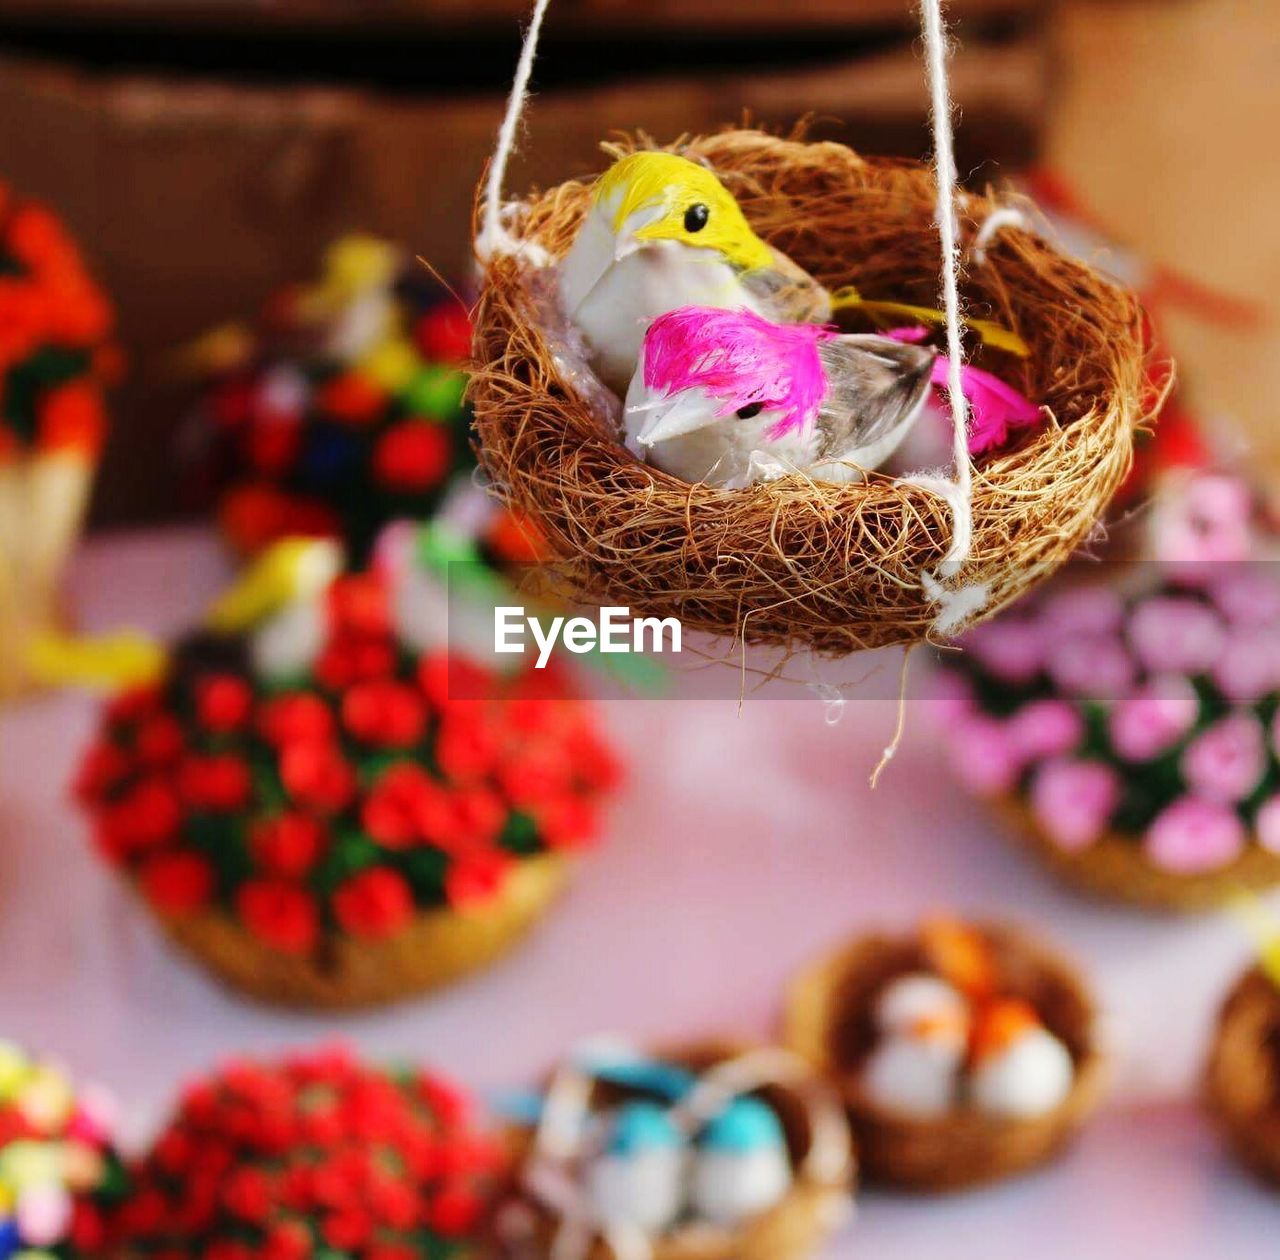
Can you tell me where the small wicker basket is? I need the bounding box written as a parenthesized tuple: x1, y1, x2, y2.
(783, 923, 1104, 1192)
(1205, 964, 1280, 1186)
(491, 1040, 855, 1260)
(470, 128, 1149, 655)
(151, 853, 571, 1009)
(995, 796, 1280, 913)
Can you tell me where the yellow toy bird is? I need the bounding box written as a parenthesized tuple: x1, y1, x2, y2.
(205, 537, 343, 634)
(558, 151, 1025, 395)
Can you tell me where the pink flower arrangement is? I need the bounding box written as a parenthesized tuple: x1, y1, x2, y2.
(1039, 585, 1125, 637)
(1144, 796, 1246, 873)
(1180, 712, 1267, 804)
(1213, 628, 1280, 704)
(1029, 760, 1119, 852)
(1009, 700, 1084, 761)
(1046, 634, 1135, 701)
(1109, 676, 1200, 762)
(946, 714, 1021, 797)
(1155, 473, 1255, 572)
(1210, 566, 1280, 627)
(961, 619, 1046, 686)
(1127, 597, 1226, 674)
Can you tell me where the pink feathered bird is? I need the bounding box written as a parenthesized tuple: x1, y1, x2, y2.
(624, 308, 1041, 488)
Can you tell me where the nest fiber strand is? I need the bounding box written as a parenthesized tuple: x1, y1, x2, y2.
(470, 130, 1148, 654)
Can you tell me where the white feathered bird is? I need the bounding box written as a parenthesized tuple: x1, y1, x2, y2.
(623, 305, 933, 489)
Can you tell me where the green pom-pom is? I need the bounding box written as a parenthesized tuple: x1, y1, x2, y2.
(404, 365, 467, 421)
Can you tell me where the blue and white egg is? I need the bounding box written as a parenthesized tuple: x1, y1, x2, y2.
(584, 1101, 686, 1234)
(690, 1097, 792, 1228)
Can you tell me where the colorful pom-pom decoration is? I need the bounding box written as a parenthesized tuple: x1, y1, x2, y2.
(0, 1040, 130, 1259)
(73, 559, 623, 1008)
(188, 234, 537, 568)
(0, 182, 118, 699)
(935, 473, 1280, 910)
(111, 1045, 505, 1259)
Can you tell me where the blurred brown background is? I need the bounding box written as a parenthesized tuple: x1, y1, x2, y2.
(0, 0, 1272, 524)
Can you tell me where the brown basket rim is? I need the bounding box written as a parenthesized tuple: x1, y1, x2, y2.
(1204, 964, 1280, 1186)
(993, 794, 1280, 912)
(469, 128, 1151, 655)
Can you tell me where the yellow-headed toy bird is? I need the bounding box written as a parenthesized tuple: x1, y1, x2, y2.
(558, 152, 1026, 396)
(205, 538, 343, 635)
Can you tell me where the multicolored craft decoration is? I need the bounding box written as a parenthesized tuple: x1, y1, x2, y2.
(0, 183, 119, 698)
(73, 538, 623, 1007)
(937, 472, 1280, 909)
(188, 234, 526, 566)
(111, 1046, 505, 1259)
(0, 1041, 128, 1259)
(492, 1040, 853, 1260)
(785, 919, 1102, 1191)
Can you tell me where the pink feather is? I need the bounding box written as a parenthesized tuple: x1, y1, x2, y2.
(888, 326, 1042, 455)
(642, 307, 836, 440)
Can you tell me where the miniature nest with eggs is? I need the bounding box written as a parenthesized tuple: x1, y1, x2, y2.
(470, 128, 1150, 655)
(783, 923, 1105, 1191)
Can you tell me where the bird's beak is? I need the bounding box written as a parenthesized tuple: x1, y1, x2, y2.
(633, 393, 722, 447)
(614, 205, 666, 262)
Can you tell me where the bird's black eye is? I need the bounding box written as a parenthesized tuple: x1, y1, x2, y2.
(736, 402, 764, 420)
(684, 203, 710, 233)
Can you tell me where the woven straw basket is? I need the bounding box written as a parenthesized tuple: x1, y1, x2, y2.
(783, 924, 1104, 1192)
(1205, 965, 1280, 1186)
(492, 1040, 855, 1260)
(470, 128, 1149, 655)
(150, 854, 571, 1008)
(995, 796, 1280, 912)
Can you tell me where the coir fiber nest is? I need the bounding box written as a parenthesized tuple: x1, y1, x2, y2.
(150, 853, 571, 1009)
(470, 128, 1150, 655)
(490, 1040, 855, 1260)
(1205, 964, 1280, 1186)
(783, 923, 1104, 1191)
(995, 796, 1280, 913)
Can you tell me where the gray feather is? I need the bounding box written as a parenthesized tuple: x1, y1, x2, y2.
(813, 336, 935, 469)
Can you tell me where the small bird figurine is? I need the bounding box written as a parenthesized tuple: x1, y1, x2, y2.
(558, 151, 1026, 395)
(584, 1101, 686, 1235)
(690, 1097, 792, 1228)
(623, 306, 934, 489)
(967, 999, 1074, 1119)
(558, 152, 824, 394)
(859, 973, 970, 1118)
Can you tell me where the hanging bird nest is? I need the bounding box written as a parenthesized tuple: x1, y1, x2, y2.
(470, 129, 1150, 655)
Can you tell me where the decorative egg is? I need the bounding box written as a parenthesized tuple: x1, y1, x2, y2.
(969, 1023, 1074, 1119)
(584, 1102, 686, 1234)
(690, 1097, 792, 1227)
(874, 973, 969, 1037)
(860, 1033, 963, 1118)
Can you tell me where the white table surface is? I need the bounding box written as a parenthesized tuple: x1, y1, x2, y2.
(0, 526, 1275, 1258)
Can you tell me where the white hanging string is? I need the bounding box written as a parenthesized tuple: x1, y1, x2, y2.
(475, 0, 554, 264)
(918, 0, 973, 581)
